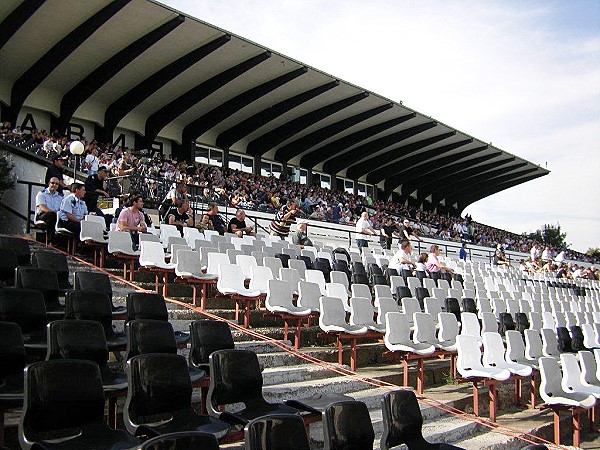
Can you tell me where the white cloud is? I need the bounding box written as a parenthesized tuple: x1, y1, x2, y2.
(164, 0, 600, 252)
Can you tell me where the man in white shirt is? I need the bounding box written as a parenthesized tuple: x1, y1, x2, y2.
(389, 240, 415, 272)
(355, 211, 374, 253)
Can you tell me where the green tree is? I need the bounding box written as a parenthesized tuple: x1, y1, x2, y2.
(0, 153, 14, 199)
(587, 247, 600, 259)
(527, 223, 568, 248)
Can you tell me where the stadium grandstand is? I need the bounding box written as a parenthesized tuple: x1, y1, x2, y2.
(0, 1, 599, 449)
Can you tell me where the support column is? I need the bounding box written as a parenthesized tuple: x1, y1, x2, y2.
(253, 155, 261, 176)
(221, 147, 230, 169)
(305, 168, 313, 186)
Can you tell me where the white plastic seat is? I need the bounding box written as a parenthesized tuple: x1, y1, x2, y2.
(578, 351, 600, 388)
(351, 284, 371, 301)
(377, 297, 400, 325)
(541, 311, 556, 329)
(297, 281, 321, 313)
(539, 357, 596, 408)
(407, 277, 422, 291)
(491, 298, 507, 316)
(541, 328, 561, 358)
(476, 297, 493, 317)
(560, 353, 600, 398)
(437, 312, 459, 350)
(266, 279, 311, 316)
(330, 271, 350, 293)
(206, 252, 230, 278)
(448, 288, 462, 300)
(288, 259, 307, 279)
(505, 330, 537, 368)
(422, 278, 436, 291)
(305, 270, 326, 295)
(524, 329, 545, 362)
(198, 247, 218, 271)
(423, 297, 442, 323)
(159, 224, 181, 248)
(251, 251, 267, 265)
(374, 285, 393, 308)
(108, 231, 140, 256)
(84, 214, 106, 227)
(174, 249, 216, 280)
(326, 282, 351, 313)
(430, 287, 445, 300)
(384, 312, 435, 355)
(80, 220, 107, 245)
(202, 229, 219, 241)
(236, 254, 258, 280)
(350, 297, 385, 332)
(169, 244, 190, 266)
(139, 240, 175, 270)
(456, 335, 511, 380)
(262, 257, 283, 279)
(528, 312, 543, 331)
(460, 312, 482, 342)
(480, 312, 498, 334)
(192, 239, 212, 251)
(183, 227, 203, 248)
(226, 248, 244, 264)
(217, 264, 261, 297)
(390, 275, 405, 291)
(249, 265, 273, 295)
(413, 312, 447, 349)
(319, 296, 367, 334)
(482, 332, 532, 377)
(401, 297, 421, 328)
(279, 268, 301, 293)
(581, 323, 600, 349)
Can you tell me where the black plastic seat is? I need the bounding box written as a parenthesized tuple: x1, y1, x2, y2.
(189, 320, 235, 374)
(124, 353, 230, 440)
(454, 274, 464, 285)
(441, 272, 453, 283)
(461, 298, 477, 315)
(46, 320, 127, 391)
(0, 248, 18, 287)
(64, 290, 127, 351)
(0, 289, 47, 351)
(15, 266, 65, 319)
(570, 325, 587, 352)
(332, 260, 351, 281)
(396, 286, 412, 301)
(74, 271, 127, 318)
(352, 262, 366, 275)
(299, 255, 314, 270)
(323, 400, 374, 450)
(0, 322, 25, 446)
(140, 431, 219, 450)
(514, 312, 530, 335)
(0, 236, 31, 266)
(32, 250, 72, 289)
(125, 319, 205, 384)
(126, 292, 189, 346)
(244, 414, 310, 450)
(19, 360, 141, 450)
(314, 258, 331, 282)
(414, 287, 430, 310)
(274, 253, 291, 268)
(380, 390, 465, 450)
(415, 270, 426, 284)
(400, 269, 413, 283)
(384, 267, 398, 284)
(430, 271, 441, 283)
(351, 273, 370, 285)
(444, 298, 461, 323)
(498, 312, 516, 337)
(207, 349, 299, 425)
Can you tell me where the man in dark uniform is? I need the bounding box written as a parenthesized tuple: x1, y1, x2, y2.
(83, 166, 111, 228)
(45, 154, 69, 194)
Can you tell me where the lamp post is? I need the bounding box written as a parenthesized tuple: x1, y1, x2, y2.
(69, 140, 85, 181)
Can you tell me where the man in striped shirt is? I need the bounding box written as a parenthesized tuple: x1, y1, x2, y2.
(270, 199, 298, 239)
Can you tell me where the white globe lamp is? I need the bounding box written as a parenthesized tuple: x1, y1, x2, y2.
(69, 140, 85, 179)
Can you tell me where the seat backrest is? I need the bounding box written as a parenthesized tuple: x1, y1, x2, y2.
(65, 290, 113, 332)
(314, 258, 331, 282)
(323, 401, 374, 450)
(460, 312, 481, 338)
(207, 252, 230, 276)
(46, 320, 108, 366)
(380, 390, 426, 450)
(351, 273, 370, 285)
(482, 332, 507, 367)
(524, 329, 544, 360)
(578, 351, 600, 386)
(438, 312, 459, 342)
(15, 266, 60, 305)
(126, 353, 192, 427)
(374, 284, 393, 300)
(414, 287, 429, 308)
(244, 414, 310, 450)
(462, 298, 477, 314)
(74, 270, 112, 301)
(126, 291, 168, 322)
(529, 312, 543, 331)
(140, 240, 169, 265)
(539, 356, 567, 403)
(0, 289, 47, 333)
(349, 297, 375, 327)
(297, 281, 321, 312)
(207, 349, 264, 414)
(21, 360, 105, 441)
(570, 325, 586, 352)
(326, 283, 349, 302)
(377, 297, 400, 325)
(0, 321, 25, 377)
(505, 330, 526, 363)
(319, 296, 348, 328)
(556, 327, 573, 353)
(305, 270, 326, 293)
(444, 297, 461, 322)
(401, 297, 421, 324)
(497, 312, 516, 336)
(263, 257, 284, 278)
(266, 279, 294, 311)
(32, 250, 70, 285)
(395, 285, 412, 301)
(541, 328, 561, 357)
(80, 219, 105, 241)
(413, 312, 436, 345)
(330, 270, 349, 289)
(249, 265, 274, 293)
(236, 254, 258, 279)
(514, 312, 530, 335)
(279, 268, 301, 291)
(217, 264, 246, 292)
(125, 319, 177, 360)
(0, 236, 30, 265)
(288, 259, 307, 279)
(175, 249, 202, 277)
(456, 335, 484, 375)
(189, 320, 234, 370)
(384, 312, 411, 347)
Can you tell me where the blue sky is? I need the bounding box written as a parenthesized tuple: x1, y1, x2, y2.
(163, 0, 600, 253)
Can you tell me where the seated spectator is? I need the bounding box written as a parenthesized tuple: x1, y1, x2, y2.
(168, 198, 193, 235)
(389, 240, 415, 272)
(227, 209, 255, 237)
(117, 194, 148, 249)
(426, 244, 453, 274)
(493, 244, 510, 266)
(291, 220, 313, 249)
(57, 182, 88, 237)
(415, 252, 429, 276)
(207, 202, 227, 235)
(35, 177, 63, 243)
(196, 213, 214, 232)
(45, 153, 69, 194)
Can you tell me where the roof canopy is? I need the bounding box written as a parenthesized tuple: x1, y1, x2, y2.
(0, 0, 549, 213)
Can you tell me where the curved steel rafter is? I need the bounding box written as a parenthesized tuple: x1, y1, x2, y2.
(145, 51, 272, 144)
(182, 66, 307, 144)
(323, 121, 436, 175)
(216, 80, 339, 150)
(274, 103, 393, 163)
(247, 92, 369, 157)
